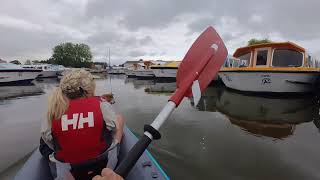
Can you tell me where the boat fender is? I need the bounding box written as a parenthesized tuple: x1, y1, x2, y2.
(144, 125, 161, 140)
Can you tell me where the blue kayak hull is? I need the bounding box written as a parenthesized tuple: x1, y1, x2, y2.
(14, 127, 169, 180)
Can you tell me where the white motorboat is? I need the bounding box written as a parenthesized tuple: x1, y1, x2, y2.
(219, 42, 320, 93)
(125, 69, 137, 77)
(108, 67, 126, 74)
(125, 61, 155, 78)
(22, 64, 64, 78)
(151, 61, 181, 78)
(0, 63, 42, 85)
(134, 69, 155, 78)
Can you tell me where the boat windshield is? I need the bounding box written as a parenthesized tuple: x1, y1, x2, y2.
(238, 52, 251, 67)
(272, 49, 303, 67)
(0, 63, 23, 69)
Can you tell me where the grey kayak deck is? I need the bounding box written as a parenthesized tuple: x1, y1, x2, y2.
(14, 127, 169, 180)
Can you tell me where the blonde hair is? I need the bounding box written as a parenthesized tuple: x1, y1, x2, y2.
(46, 69, 96, 123)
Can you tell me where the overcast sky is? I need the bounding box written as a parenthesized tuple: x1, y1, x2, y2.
(0, 0, 319, 65)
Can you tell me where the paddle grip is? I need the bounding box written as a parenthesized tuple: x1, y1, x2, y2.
(115, 134, 152, 178)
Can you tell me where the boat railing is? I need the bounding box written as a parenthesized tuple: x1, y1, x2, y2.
(224, 57, 246, 68)
(307, 55, 320, 68)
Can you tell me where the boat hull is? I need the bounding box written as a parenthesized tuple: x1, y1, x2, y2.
(125, 70, 137, 77)
(151, 68, 177, 78)
(219, 71, 320, 93)
(0, 70, 41, 85)
(108, 69, 125, 74)
(37, 71, 60, 78)
(134, 70, 154, 78)
(14, 127, 169, 180)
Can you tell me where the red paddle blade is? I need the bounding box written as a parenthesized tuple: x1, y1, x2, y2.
(170, 26, 228, 105)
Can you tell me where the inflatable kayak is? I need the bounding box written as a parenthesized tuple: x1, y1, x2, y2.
(14, 126, 169, 180)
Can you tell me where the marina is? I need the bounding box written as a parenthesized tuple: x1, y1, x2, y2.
(1, 0, 319, 179)
(1, 39, 320, 179)
(0, 75, 319, 179)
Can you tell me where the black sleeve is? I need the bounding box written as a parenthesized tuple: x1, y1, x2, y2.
(39, 137, 54, 160)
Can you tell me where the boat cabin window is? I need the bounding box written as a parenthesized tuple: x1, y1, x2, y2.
(237, 53, 251, 67)
(256, 50, 268, 66)
(272, 49, 303, 67)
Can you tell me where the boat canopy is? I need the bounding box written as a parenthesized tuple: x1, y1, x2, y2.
(233, 42, 305, 57)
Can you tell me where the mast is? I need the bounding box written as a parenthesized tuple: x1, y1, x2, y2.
(108, 47, 111, 68)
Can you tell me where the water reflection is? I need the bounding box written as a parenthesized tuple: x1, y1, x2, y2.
(190, 85, 224, 111)
(195, 86, 320, 139)
(0, 84, 44, 100)
(224, 94, 319, 139)
(125, 78, 155, 89)
(1, 76, 320, 179)
(33, 78, 59, 92)
(144, 81, 176, 96)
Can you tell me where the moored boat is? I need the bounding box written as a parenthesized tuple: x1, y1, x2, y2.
(134, 69, 155, 78)
(133, 61, 155, 78)
(0, 63, 42, 85)
(125, 69, 137, 77)
(22, 64, 65, 78)
(14, 126, 169, 180)
(219, 42, 320, 93)
(108, 67, 126, 74)
(151, 61, 181, 78)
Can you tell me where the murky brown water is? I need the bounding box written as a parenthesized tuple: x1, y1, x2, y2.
(0, 75, 319, 180)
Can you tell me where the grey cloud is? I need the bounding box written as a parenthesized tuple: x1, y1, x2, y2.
(0, 0, 320, 63)
(0, 26, 72, 61)
(87, 31, 120, 45)
(187, 16, 217, 35)
(128, 50, 146, 57)
(139, 36, 153, 45)
(86, 0, 207, 31)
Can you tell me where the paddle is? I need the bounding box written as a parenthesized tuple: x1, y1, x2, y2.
(115, 26, 228, 178)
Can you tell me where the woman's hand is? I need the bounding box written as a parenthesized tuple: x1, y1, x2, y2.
(92, 168, 123, 180)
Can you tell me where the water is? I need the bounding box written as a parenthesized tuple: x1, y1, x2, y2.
(0, 75, 319, 180)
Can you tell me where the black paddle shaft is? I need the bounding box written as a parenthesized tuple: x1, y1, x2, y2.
(115, 134, 152, 178)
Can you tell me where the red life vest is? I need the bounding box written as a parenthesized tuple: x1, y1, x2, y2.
(52, 97, 111, 164)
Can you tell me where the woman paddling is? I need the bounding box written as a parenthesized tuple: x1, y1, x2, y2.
(40, 69, 124, 180)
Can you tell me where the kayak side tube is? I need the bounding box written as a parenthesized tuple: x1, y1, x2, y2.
(14, 126, 169, 180)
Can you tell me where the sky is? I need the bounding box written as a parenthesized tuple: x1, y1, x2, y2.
(0, 0, 319, 65)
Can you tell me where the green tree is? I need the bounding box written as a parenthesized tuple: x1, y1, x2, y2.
(51, 42, 93, 68)
(247, 38, 272, 46)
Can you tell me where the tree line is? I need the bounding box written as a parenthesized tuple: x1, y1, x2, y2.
(9, 38, 272, 66)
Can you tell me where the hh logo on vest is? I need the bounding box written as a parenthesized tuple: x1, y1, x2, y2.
(61, 112, 94, 131)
